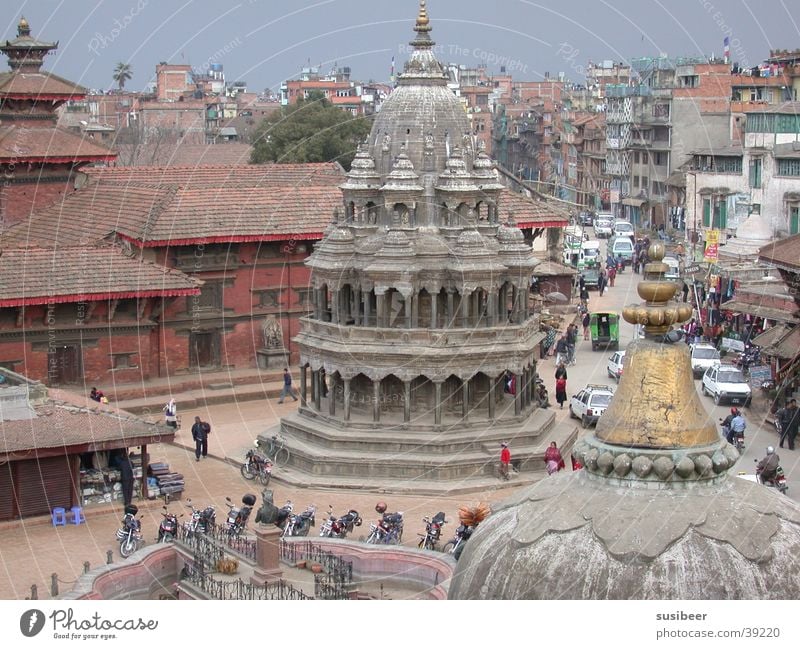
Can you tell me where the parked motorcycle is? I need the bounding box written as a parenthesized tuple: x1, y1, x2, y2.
(417, 512, 447, 551)
(185, 499, 216, 537)
(223, 494, 256, 538)
(157, 506, 181, 543)
(319, 506, 362, 539)
(365, 503, 404, 545)
(735, 346, 760, 375)
(272, 500, 294, 530)
(116, 504, 143, 558)
(240, 444, 273, 485)
(442, 523, 474, 559)
(282, 504, 316, 538)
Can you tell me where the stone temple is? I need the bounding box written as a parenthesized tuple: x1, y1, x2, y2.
(266, 1, 577, 491)
(450, 243, 800, 599)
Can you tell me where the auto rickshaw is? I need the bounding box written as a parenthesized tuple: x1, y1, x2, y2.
(590, 312, 620, 351)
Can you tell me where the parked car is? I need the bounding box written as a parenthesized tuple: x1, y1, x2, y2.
(579, 211, 594, 226)
(569, 384, 615, 428)
(701, 364, 751, 406)
(607, 350, 626, 383)
(689, 343, 720, 378)
(594, 214, 614, 238)
(613, 220, 635, 239)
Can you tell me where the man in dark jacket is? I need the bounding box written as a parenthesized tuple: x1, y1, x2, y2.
(119, 450, 135, 507)
(192, 416, 210, 461)
(779, 399, 800, 450)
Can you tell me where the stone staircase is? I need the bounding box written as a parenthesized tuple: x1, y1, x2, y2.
(259, 406, 579, 495)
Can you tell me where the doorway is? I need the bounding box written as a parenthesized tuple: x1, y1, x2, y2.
(48, 344, 82, 385)
(189, 331, 219, 369)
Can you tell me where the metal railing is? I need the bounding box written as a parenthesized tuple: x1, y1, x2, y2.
(281, 540, 354, 600)
(175, 520, 257, 562)
(180, 558, 309, 601)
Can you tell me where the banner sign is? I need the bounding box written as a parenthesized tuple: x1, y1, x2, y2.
(748, 365, 772, 387)
(721, 337, 745, 352)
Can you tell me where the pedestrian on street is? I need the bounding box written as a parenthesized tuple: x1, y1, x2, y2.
(608, 264, 617, 287)
(119, 450, 134, 507)
(578, 274, 585, 292)
(278, 367, 299, 404)
(191, 416, 210, 461)
(598, 269, 607, 297)
(682, 281, 689, 303)
(555, 336, 569, 366)
(499, 442, 511, 481)
(779, 399, 800, 450)
(544, 441, 566, 475)
(163, 399, 178, 429)
(579, 287, 589, 309)
(555, 376, 567, 409)
(582, 311, 591, 340)
(555, 362, 568, 381)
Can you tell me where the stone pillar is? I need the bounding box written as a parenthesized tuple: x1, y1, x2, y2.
(447, 290, 455, 326)
(364, 291, 372, 327)
(462, 378, 469, 420)
(300, 365, 308, 407)
(405, 294, 412, 329)
(403, 380, 411, 423)
(431, 291, 439, 329)
(343, 378, 351, 421)
(331, 289, 340, 324)
(376, 293, 385, 328)
(460, 291, 469, 327)
(411, 294, 418, 329)
(514, 373, 522, 415)
(328, 376, 336, 416)
(434, 381, 443, 426)
(310, 369, 317, 406)
(372, 379, 381, 423)
(488, 375, 496, 421)
(354, 289, 362, 325)
(488, 292, 497, 327)
(250, 525, 282, 586)
(313, 371, 321, 411)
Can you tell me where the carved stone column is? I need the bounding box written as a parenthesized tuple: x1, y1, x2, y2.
(376, 293, 386, 328)
(310, 369, 317, 406)
(300, 365, 308, 407)
(434, 381, 443, 426)
(313, 370, 321, 411)
(373, 379, 381, 423)
(364, 290, 372, 327)
(488, 374, 496, 421)
(460, 291, 469, 327)
(404, 293, 413, 329)
(446, 289, 455, 326)
(331, 289, 340, 325)
(514, 373, 522, 415)
(462, 378, 469, 420)
(431, 291, 439, 329)
(328, 376, 336, 416)
(343, 378, 351, 421)
(403, 380, 412, 423)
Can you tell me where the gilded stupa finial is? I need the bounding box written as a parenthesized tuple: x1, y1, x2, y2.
(416, 1, 431, 31)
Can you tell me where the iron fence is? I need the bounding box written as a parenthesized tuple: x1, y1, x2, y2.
(281, 540, 353, 600)
(180, 557, 309, 600)
(174, 521, 256, 563)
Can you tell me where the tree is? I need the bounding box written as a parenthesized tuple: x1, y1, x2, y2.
(113, 63, 133, 91)
(250, 90, 371, 170)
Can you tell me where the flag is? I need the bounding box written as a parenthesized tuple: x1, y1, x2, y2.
(723, 37, 730, 62)
(390, 56, 396, 84)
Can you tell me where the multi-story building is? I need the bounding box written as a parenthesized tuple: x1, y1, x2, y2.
(280, 66, 379, 115)
(585, 61, 632, 100)
(156, 63, 194, 101)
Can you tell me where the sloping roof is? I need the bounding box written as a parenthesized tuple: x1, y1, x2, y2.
(689, 146, 744, 157)
(766, 326, 800, 359)
(533, 260, 578, 276)
(0, 386, 172, 456)
(666, 171, 686, 187)
(759, 234, 800, 271)
(503, 191, 571, 228)
(0, 124, 116, 162)
(0, 70, 86, 98)
(752, 323, 792, 349)
(774, 142, 800, 159)
(720, 300, 799, 323)
(114, 142, 254, 167)
(0, 245, 201, 306)
(4, 163, 346, 248)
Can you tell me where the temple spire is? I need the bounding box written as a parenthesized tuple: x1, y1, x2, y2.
(410, 0, 435, 48)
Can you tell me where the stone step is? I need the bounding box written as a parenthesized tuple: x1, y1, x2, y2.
(117, 380, 284, 415)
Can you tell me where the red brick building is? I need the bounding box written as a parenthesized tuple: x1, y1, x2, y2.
(1, 163, 345, 384)
(0, 18, 115, 230)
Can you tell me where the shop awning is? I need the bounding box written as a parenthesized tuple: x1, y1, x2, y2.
(622, 198, 646, 207)
(721, 300, 800, 323)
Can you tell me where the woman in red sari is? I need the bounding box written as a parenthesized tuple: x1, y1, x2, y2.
(544, 441, 566, 475)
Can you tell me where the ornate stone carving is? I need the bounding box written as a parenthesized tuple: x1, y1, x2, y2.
(262, 316, 284, 349)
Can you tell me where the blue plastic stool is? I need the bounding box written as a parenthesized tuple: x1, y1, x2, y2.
(51, 507, 67, 527)
(69, 506, 85, 525)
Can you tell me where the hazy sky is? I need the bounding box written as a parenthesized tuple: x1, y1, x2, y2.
(4, 0, 798, 93)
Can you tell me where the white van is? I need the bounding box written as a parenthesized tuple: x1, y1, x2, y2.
(594, 213, 614, 238)
(610, 236, 634, 263)
(663, 256, 681, 281)
(581, 240, 601, 269)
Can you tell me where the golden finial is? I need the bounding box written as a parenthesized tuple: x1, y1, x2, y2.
(18, 15, 31, 36)
(416, 0, 431, 31)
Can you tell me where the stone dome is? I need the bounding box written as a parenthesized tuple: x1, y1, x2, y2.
(367, 2, 471, 177)
(449, 242, 800, 600)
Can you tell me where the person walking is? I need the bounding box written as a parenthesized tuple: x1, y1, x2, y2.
(163, 399, 178, 429)
(555, 376, 567, 409)
(682, 281, 690, 303)
(607, 263, 617, 288)
(779, 399, 800, 450)
(544, 441, 566, 475)
(119, 450, 135, 507)
(582, 311, 591, 340)
(555, 362, 568, 381)
(579, 287, 589, 309)
(598, 269, 607, 297)
(191, 416, 210, 461)
(566, 325, 577, 365)
(555, 336, 569, 366)
(499, 442, 511, 481)
(278, 367, 299, 404)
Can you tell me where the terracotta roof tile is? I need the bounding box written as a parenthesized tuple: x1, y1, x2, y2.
(115, 142, 254, 167)
(0, 124, 116, 161)
(0, 245, 201, 306)
(759, 234, 800, 271)
(502, 190, 571, 228)
(0, 71, 86, 97)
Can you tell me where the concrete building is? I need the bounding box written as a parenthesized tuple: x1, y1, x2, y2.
(280, 66, 379, 116)
(155, 63, 194, 101)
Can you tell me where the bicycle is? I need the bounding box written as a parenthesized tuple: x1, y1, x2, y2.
(257, 434, 290, 467)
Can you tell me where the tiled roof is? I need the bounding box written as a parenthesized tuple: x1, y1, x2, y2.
(759, 234, 800, 271)
(502, 190, 571, 228)
(0, 125, 116, 162)
(0, 387, 172, 454)
(5, 163, 345, 247)
(0, 71, 86, 97)
(0, 245, 201, 306)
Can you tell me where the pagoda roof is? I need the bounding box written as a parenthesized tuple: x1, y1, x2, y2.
(0, 70, 86, 99)
(0, 124, 116, 163)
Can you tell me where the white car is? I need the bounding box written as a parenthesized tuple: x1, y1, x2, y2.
(689, 343, 720, 378)
(613, 220, 635, 239)
(594, 216, 613, 238)
(701, 364, 751, 406)
(569, 384, 615, 428)
(607, 350, 626, 383)
(663, 256, 681, 282)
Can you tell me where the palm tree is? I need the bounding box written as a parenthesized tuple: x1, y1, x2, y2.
(113, 63, 133, 91)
